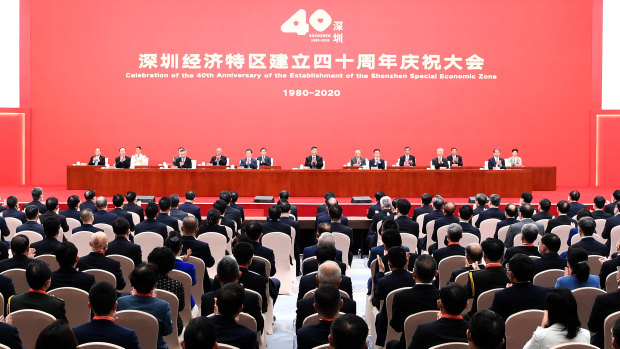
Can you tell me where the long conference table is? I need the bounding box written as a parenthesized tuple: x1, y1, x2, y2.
(67, 165, 556, 197)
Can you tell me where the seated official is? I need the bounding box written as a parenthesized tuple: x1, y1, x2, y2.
(76, 232, 126, 290)
(502, 223, 542, 265)
(130, 145, 148, 167)
(431, 147, 449, 169)
(198, 208, 229, 241)
(114, 147, 131, 168)
(545, 200, 577, 234)
(304, 146, 324, 169)
(240, 148, 258, 169)
(302, 242, 347, 277)
(39, 197, 70, 234)
(567, 209, 593, 248)
(156, 196, 180, 232)
(209, 147, 228, 166)
(201, 256, 263, 333)
(299, 245, 353, 300)
(467, 311, 505, 349)
(349, 149, 367, 167)
(494, 204, 519, 237)
(567, 190, 587, 218)
(59, 195, 81, 222)
(448, 147, 463, 167)
(421, 195, 444, 238)
(487, 148, 506, 169)
(475, 194, 506, 228)
(135, 202, 169, 241)
(218, 191, 242, 229)
(316, 192, 335, 216)
(110, 194, 136, 231)
(532, 198, 556, 221)
(17, 205, 44, 237)
(256, 147, 272, 167)
(0, 321, 21, 349)
(31, 217, 62, 256)
(555, 246, 600, 290)
(368, 229, 413, 272)
(507, 148, 523, 167)
(148, 247, 186, 335)
(329, 314, 368, 349)
(165, 233, 197, 308)
(180, 216, 215, 293)
(0, 235, 36, 272)
(328, 204, 353, 238)
(588, 271, 620, 348)
(25, 186, 47, 214)
(600, 240, 620, 289)
(212, 283, 259, 349)
(449, 243, 484, 283)
(490, 253, 549, 321)
(73, 281, 140, 349)
(296, 285, 342, 349)
(169, 194, 189, 221)
(244, 221, 277, 276)
(606, 190, 620, 215)
(572, 216, 609, 256)
(261, 204, 292, 236)
(117, 263, 173, 349)
(384, 198, 419, 237)
(79, 190, 97, 213)
(457, 205, 481, 239)
(49, 241, 95, 292)
(505, 203, 544, 248)
(593, 195, 612, 219)
(367, 191, 385, 219)
(105, 218, 142, 271)
(182, 317, 217, 349)
(172, 147, 192, 169)
(3, 195, 26, 223)
(179, 190, 202, 223)
(603, 202, 620, 245)
(92, 197, 118, 226)
(73, 209, 104, 234)
(368, 196, 395, 247)
(317, 197, 349, 226)
(88, 148, 105, 166)
(465, 238, 509, 316)
(534, 233, 567, 274)
(432, 223, 466, 266)
(303, 229, 344, 264)
(408, 283, 469, 349)
(229, 191, 245, 220)
(226, 242, 269, 311)
(123, 190, 144, 222)
(7, 261, 67, 322)
(398, 146, 416, 166)
(472, 193, 488, 217)
(368, 148, 386, 169)
(429, 201, 459, 251)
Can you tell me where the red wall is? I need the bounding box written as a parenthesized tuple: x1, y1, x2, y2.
(11, 0, 608, 187)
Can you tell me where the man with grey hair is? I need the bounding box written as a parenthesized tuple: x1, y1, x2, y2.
(431, 147, 449, 169)
(181, 215, 215, 292)
(25, 186, 47, 214)
(368, 196, 394, 247)
(349, 150, 367, 167)
(76, 232, 125, 290)
(302, 232, 345, 262)
(295, 261, 356, 330)
(572, 216, 609, 256)
(200, 256, 263, 332)
(473, 193, 488, 216)
(475, 194, 505, 228)
(431, 223, 466, 265)
(420, 195, 445, 249)
(92, 196, 118, 225)
(72, 209, 104, 234)
(504, 203, 544, 248)
(169, 193, 189, 221)
(502, 223, 542, 264)
(449, 243, 484, 283)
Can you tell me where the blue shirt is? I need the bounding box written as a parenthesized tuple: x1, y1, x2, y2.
(174, 258, 197, 307)
(555, 274, 600, 290)
(117, 295, 173, 349)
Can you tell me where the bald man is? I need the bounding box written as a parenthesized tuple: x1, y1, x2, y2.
(448, 243, 484, 283)
(76, 232, 126, 290)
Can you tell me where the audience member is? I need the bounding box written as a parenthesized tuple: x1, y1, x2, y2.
(148, 246, 186, 335)
(465, 238, 509, 316)
(555, 246, 600, 290)
(49, 241, 95, 292)
(180, 216, 214, 292)
(135, 202, 169, 240)
(0, 235, 35, 272)
(72, 209, 103, 234)
(34, 321, 77, 349)
(31, 216, 62, 256)
(59, 195, 81, 222)
(296, 285, 341, 349)
(181, 316, 217, 349)
(467, 310, 505, 349)
(505, 203, 544, 248)
(534, 233, 567, 273)
(211, 283, 258, 349)
(589, 270, 620, 348)
(75, 232, 126, 290)
(502, 223, 542, 264)
(105, 217, 142, 267)
(329, 314, 368, 349)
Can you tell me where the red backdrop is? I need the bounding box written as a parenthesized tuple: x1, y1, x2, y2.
(8, 0, 613, 187)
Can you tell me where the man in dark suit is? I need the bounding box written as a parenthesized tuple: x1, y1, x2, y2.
(532, 198, 555, 221)
(209, 147, 228, 166)
(398, 146, 416, 167)
(202, 256, 264, 333)
(303, 227, 344, 264)
(244, 221, 277, 276)
(605, 190, 620, 216)
(92, 197, 118, 226)
(123, 191, 144, 222)
(601, 239, 620, 289)
(173, 147, 193, 168)
(87, 148, 105, 166)
(298, 245, 353, 300)
(0, 273, 15, 315)
(472, 193, 488, 217)
(412, 193, 433, 221)
(59, 195, 82, 222)
(475, 194, 506, 228)
(169, 194, 189, 222)
(31, 218, 62, 256)
(316, 198, 349, 227)
(79, 190, 97, 213)
(432, 223, 466, 265)
(296, 285, 341, 349)
(110, 194, 135, 231)
(0, 322, 21, 349)
(0, 235, 36, 273)
(534, 233, 567, 273)
(49, 241, 96, 292)
(589, 271, 620, 348)
(494, 203, 519, 239)
(212, 283, 259, 349)
(295, 261, 356, 330)
(448, 147, 463, 167)
(505, 203, 545, 248)
(39, 197, 70, 234)
(229, 191, 245, 221)
(349, 149, 367, 167)
(179, 190, 202, 223)
(219, 191, 242, 227)
(602, 202, 620, 244)
(487, 148, 506, 169)
(212, 199, 237, 234)
(278, 190, 297, 218)
(73, 281, 140, 349)
(73, 209, 104, 234)
(304, 146, 324, 169)
(465, 238, 509, 315)
(7, 262, 67, 321)
(16, 205, 44, 237)
(593, 196, 613, 220)
(573, 216, 609, 256)
(449, 243, 484, 283)
(431, 147, 450, 169)
(389, 199, 419, 237)
(387, 255, 440, 349)
(2, 196, 26, 223)
(367, 191, 385, 219)
(114, 147, 131, 168)
(135, 202, 170, 240)
(316, 192, 335, 216)
(278, 201, 301, 272)
(368, 148, 386, 169)
(328, 205, 352, 238)
(407, 283, 469, 349)
(76, 232, 126, 290)
(421, 195, 445, 236)
(24, 187, 47, 214)
(490, 253, 549, 321)
(156, 196, 180, 232)
(503, 223, 542, 264)
(240, 148, 258, 169)
(457, 205, 481, 239)
(180, 216, 215, 292)
(545, 200, 577, 234)
(262, 204, 292, 236)
(256, 147, 272, 167)
(302, 244, 347, 276)
(106, 218, 142, 267)
(227, 242, 269, 311)
(430, 201, 459, 251)
(567, 190, 588, 218)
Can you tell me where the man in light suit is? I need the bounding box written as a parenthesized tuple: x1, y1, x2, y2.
(210, 147, 228, 166)
(304, 146, 324, 169)
(487, 148, 506, 169)
(240, 149, 258, 169)
(368, 149, 386, 169)
(173, 147, 192, 168)
(505, 203, 544, 248)
(349, 149, 367, 167)
(431, 147, 450, 169)
(114, 147, 131, 168)
(88, 148, 106, 166)
(398, 146, 416, 166)
(256, 147, 272, 166)
(449, 147, 463, 167)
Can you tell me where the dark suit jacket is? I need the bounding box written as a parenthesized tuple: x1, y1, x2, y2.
(251, 241, 276, 276)
(79, 201, 97, 213)
(209, 155, 227, 166)
(472, 206, 486, 217)
(532, 211, 555, 221)
(2, 208, 26, 223)
(489, 282, 549, 320)
(173, 156, 193, 168)
(135, 219, 169, 241)
(303, 245, 343, 263)
(39, 211, 69, 233)
(230, 203, 244, 220)
(59, 208, 81, 222)
(114, 156, 131, 169)
(73, 319, 140, 349)
(296, 319, 332, 349)
(475, 207, 506, 228)
(494, 217, 519, 237)
(170, 208, 189, 221)
(32, 237, 62, 256)
(465, 265, 509, 314)
(374, 269, 416, 306)
(92, 210, 118, 226)
(295, 296, 356, 330)
(367, 203, 381, 219)
(201, 289, 264, 333)
(602, 215, 620, 241)
(398, 155, 416, 167)
(422, 209, 444, 235)
(156, 213, 179, 232)
(448, 154, 463, 167)
(0, 217, 7, 242)
(72, 224, 103, 234)
(25, 200, 48, 214)
(503, 245, 541, 265)
(0, 274, 15, 315)
(459, 222, 481, 239)
(330, 221, 353, 239)
(349, 157, 367, 166)
(0, 244, 7, 261)
(413, 205, 433, 221)
(600, 256, 620, 289)
(179, 202, 202, 223)
(546, 214, 577, 234)
(431, 157, 449, 169)
(592, 210, 612, 220)
(316, 204, 327, 216)
(180, 236, 215, 292)
(16, 220, 44, 237)
(240, 158, 258, 169)
(372, 209, 395, 233)
(49, 267, 96, 293)
(568, 202, 588, 218)
(432, 244, 466, 265)
(409, 317, 469, 349)
(106, 236, 143, 267)
(487, 157, 506, 169)
(88, 155, 106, 166)
(76, 252, 126, 290)
(110, 208, 135, 231)
(211, 315, 258, 349)
(123, 202, 144, 222)
(606, 202, 619, 216)
(298, 273, 353, 300)
(534, 252, 567, 274)
(8, 291, 67, 321)
(573, 236, 609, 257)
(431, 215, 460, 243)
(224, 206, 242, 228)
(302, 259, 346, 276)
(368, 158, 386, 169)
(316, 214, 348, 227)
(197, 224, 229, 242)
(390, 284, 440, 347)
(237, 267, 268, 312)
(0, 255, 36, 273)
(262, 220, 292, 236)
(304, 155, 324, 169)
(0, 322, 21, 349)
(256, 155, 272, 166)
(449, 265, 485, 283)
(393, 216, 419, 237)
(588, 290, 620, 348)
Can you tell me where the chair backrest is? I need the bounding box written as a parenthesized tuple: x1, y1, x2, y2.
(166, 225, 174, 233)
(77, 343, 125, 349)
(497, 225, 510, 243)
(572, 287, 605, 330)
(134, 232, 164, 262)
(302, 312, 345, 328)
(403, 310, 438, 348)
(513, 233, 542, 247)
(115, 310, 159, 349)
(471, 214, 480, 227)
(476, 288, 502, 312)
(1, 268, 28, 294)
(588, 255, 605, 276)
(186, 256, 205, 309)
(238, 312, 257, 332)
(197, 232, 227, 277)
(66, 218, 82, 234)
(310, 345, 330, 349)
(538, 219, 551, 231)
(252, 255, 271, 279)
(595, 219, 607, 235)
(434, 224, 446, 245)
(70, 231, 95, 257)
(127, 212, 140, 226)
(0, 293, 3, 316)
(4, 217, 22, 241)
(261, 232, 292, 277)
(438, 255, 467, 288)
(425, 221, 436, 240)
(84, 269, 117, 287)
(572, 233, 606, 247)
(168, 269, 193, 326)
(400, 233, 418, 254)
(416, 214, 427, 236)
(222, 226, 233, 252)
(93, 224, 115, 241)
(48, 287, 90, 327)
(10, 309, 56, 349)
(369, 258, 378, 299)
(479, 218, 501, 241)
(551, 225, 573, 254)
(217, 344, 240, 349)
(15, 230, 43, 243)
(604, 310, 620, 349)
(505, 309, 545, 349)
(454, 271, 469, 286)
(333, 233, 351, 265)
(607, 271, 619, 293)
(460, 233, 479, 247)
(533, 269, 565, 288)
(155, 288, 180, 349)
(385, 287, 411, 344)
(35, 254, 60, 271)
(245, 289, 263, 313)
(611, 226, 620, 258)
(548, 344, 598, 349)
(107, 254, 135, 293)
(429, 343, 469, 349)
